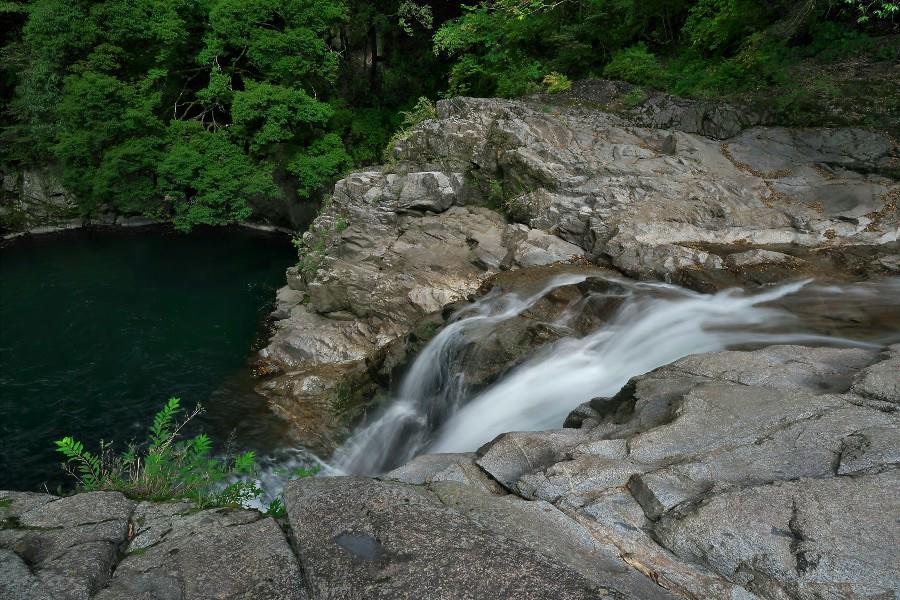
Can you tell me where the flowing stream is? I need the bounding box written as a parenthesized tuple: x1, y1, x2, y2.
(333, 273, 899, 475)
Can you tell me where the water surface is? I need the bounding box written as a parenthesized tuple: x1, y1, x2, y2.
(0, 226, 296, 491)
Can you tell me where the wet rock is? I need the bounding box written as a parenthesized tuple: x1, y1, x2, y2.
(382, 452, 505, 494)
(851, 343, 900, 405)
(837, 425, 900, 475)
(257, 185, 582, 451)
(260, 90, 897, 451)
(0, 168, 78, 232)
(284, 476, 617, 599)
(627, 383, 845, 464)
(475, 428, 589, 491)
(572, 489, 758, 600)
(517, 456, 648, 505)
(724, 249, 800, 269)
(429, 481, 677, 599)
(482, 344, 898, 600)
(627, 472, 708, 521)
(395, 96, 897, 283)
(563, 401, 602, 428)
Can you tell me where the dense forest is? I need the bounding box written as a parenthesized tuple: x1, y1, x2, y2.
(1, 0, 897, 231)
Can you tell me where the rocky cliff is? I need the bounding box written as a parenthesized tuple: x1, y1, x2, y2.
(256, 85, 899, 452)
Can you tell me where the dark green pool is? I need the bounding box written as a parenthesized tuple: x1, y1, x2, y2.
(0, 226, 297, 492)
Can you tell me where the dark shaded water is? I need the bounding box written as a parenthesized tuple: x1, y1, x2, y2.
(0, 226, 297, 491)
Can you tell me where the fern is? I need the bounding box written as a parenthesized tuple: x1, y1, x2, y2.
(55, 436, 104, 488)
(54, 398, 264, 509)
(149, 397, 180, 450)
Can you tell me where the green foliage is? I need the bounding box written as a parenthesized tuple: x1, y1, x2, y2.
(542, 72, 572, 93)
(264, 464, 322, 517)
(603, 44, 670, 89)
(55, 398, 263, 508)
(3, 0, 897, 232)
(293, 232, 327, 277)
(157, 122, 275, 231)
(623, 87, 646, 108)
(682, 0, 764, 55)
(843, 0, 899, 23)
(488, 179, 504, 208)
(289, 133, 354, 199)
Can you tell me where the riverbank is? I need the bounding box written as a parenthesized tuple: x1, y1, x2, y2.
(3, 341, 897, 599)
(2, 82, 898, 598)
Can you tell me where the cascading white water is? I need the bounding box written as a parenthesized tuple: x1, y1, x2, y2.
(333, 274, 893, 475)
(429, 279, 844, 452)
(333, 273, 590, 474)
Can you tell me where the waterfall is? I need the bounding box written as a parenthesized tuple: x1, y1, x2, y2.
(332, 273, 590, 474)
(431, 280, 833, 452)
(334, 274, 893, 475)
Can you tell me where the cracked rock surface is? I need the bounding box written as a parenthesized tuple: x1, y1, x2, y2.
(1, 493, 304, 600)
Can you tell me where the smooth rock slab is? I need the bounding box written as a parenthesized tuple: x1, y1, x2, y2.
(284, 476, 624, 599)
(382, 452, 505, 494)
(429, 481, 677, 600)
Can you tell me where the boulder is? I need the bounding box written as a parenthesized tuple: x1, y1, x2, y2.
(655, 472, 900, 600)
(259, 90, 897, 453)
(283, 476, 620, 599)
(382, 452, 505, 494)
(395, 96, 897, 282)
(257, 177, 583, 451)
(494, 344, 900, 600)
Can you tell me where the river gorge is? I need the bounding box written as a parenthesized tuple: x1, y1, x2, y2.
(2, 85, 898, 599)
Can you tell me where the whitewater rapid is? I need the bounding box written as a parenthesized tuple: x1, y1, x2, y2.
(332, 273, 590, 474)
(332, 273, 894, 475)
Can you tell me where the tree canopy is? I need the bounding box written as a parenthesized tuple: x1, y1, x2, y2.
(0, 0, 896, 230)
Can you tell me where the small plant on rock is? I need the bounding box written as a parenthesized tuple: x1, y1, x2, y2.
(542, 72, 572, 94)
(55, 397, 261, 508)
(383, 97, 437, 164)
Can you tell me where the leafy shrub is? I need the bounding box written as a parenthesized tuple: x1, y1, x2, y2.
(292, 232, 327, 278)
(264, 464, 322, 517)
(603, 44, 670, 89)
(542, 72, 572, 94)
(800, 22, 875, 60)
(55, 397, 261, 508)
(682, 0, 761, 55)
